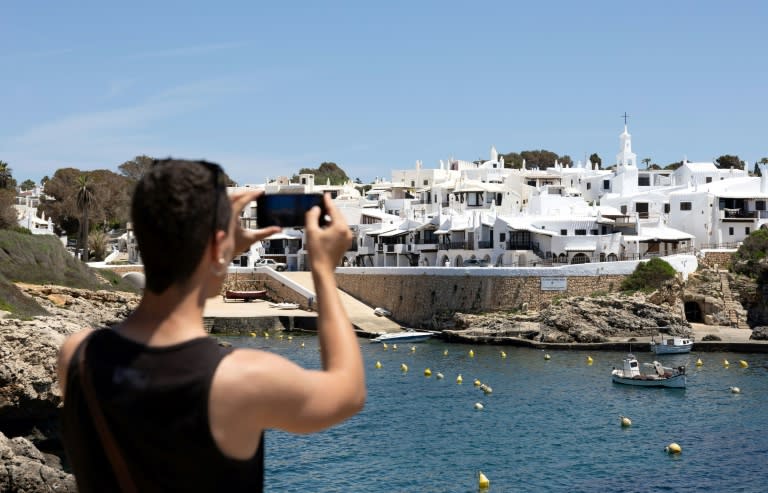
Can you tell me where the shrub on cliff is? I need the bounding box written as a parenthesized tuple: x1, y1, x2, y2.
(620, 257, 677, 293)
(731, 229, 768, 280)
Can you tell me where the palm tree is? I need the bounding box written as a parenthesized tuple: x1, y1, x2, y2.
(0, 161, 12, 189)
(641, 158, 651, 169)
(75, 174, 95, 262)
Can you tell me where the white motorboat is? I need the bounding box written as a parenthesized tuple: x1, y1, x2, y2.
(611, 354, 686, 388)
(373, 307, 392, 317)
(269, 302, 300, 310)
(650, 335, 694, 354)
(370, 330, 436, 343)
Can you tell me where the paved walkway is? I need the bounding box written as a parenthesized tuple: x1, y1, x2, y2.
(203, 271, 402, 335)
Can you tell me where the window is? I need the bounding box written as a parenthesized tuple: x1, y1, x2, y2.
(638, 176, 650, 186)
(706, 177, 712, 183)
(423, 179, 429, 186)
(603, 180, 610, 190)
(729, 227, 734, 235)
(586, 183, 592, 190)
(575, 229, 587, 235)
(745, 227, 751, 235)
(499, 233, 506, 242)
(756, 201, 766, 211)
(560, 229, 567, 235)
(620, 205, 627, 214)
(664, 203, 670, 213)
(680, 202, 692, 211)
(590, 229, 598, 235)
(411, 180, 415, 187)
(527, 180, 536, 186)
(601, 225, 608, 234)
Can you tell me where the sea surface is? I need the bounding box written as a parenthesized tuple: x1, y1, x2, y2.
(230, 334, 768, 493)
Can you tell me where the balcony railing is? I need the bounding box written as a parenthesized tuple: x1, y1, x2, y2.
(478, 241, 493, 249)
(506, 241, 534, 250)
(721, 209, 759, 220)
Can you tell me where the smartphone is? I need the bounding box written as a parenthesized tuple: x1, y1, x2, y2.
(256, 193, 329, 228)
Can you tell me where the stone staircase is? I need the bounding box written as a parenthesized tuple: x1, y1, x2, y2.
(718, 270, 750, 330)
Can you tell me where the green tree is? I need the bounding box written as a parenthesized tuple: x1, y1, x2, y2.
(520, 150, 559, 169)
(88, 229, 110, 261)
(664, 161, 683, 171)
(293, 162, 350, 185)
(118, 155, 155, 181)
(715, 154, 744, 170)
(754, 157, 768, 177)
(20, 179, 36, 191)
(589, 153, 602, 169)
(620, 257, 677, 292)
(0, 189, 17, 229)
(559, 155, 573, 167)
(501, 152, 523, 169)
(641, 158, 651, 169)
(731, 229, 768, 280)
(0, 161, 12, 189)
(75, 174, 95, 262)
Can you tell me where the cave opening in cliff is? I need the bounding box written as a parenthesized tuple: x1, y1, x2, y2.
(684, 301, 703, 323)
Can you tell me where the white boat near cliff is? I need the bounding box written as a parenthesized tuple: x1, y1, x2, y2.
(370, 330, 436, 343)
(650, 335, 694, 354)
(611, 354, 687, 388)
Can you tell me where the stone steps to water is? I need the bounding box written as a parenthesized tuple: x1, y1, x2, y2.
(718, 270, 750, 330)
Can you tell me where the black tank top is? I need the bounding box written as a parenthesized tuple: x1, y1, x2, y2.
(62, 329, 264, 492)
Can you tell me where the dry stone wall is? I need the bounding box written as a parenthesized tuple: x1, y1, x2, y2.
(336, 272, 627, 326)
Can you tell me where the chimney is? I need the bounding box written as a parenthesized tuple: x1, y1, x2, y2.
(759, 163, 768, 193)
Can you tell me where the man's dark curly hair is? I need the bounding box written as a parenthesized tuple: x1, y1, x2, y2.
(131, 159, 231, 294)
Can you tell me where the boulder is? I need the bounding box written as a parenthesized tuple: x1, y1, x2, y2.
(0, 431, 76, 492)
(749, 326, 768, 341)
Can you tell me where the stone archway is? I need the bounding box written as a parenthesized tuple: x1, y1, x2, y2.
(454, 255, 464, 266)
(571, 253, 590, 264)
(440, 254, 450, 266)
(483, 254, 491, 264)
(684, 301, 703, 323)
(607, 253, 618, 262)
(495, 254, 504, 267)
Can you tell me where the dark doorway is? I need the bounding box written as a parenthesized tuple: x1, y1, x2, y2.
(684, 301, 703, 323)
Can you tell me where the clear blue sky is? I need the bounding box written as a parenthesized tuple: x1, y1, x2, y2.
(2, 1, 766, 184)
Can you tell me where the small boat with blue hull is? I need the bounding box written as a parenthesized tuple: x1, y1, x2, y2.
(370, 330, 436, 343)
(650, 335, 694, 354)
(611, 354, 686, 388)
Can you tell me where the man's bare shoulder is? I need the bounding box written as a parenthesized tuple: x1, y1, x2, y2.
(57, 328, 93, 396)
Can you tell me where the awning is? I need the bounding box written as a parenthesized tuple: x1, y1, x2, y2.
(365, 226, 395, 236)
(379, 229, 409, 237)
(564, 244, 597, 251)
(265, 232, 302, 240)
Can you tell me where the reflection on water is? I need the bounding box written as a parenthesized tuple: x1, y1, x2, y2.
(229, 335, 768, 492)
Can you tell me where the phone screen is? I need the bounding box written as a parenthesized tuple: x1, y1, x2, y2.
(256, 194, 327, 227)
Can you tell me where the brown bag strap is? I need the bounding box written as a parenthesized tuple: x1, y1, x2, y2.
(78, 333, 139, 493)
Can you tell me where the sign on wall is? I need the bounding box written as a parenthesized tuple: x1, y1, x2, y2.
(541, 277, 567, 291)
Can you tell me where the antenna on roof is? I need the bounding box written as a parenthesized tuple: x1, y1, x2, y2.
(621, 112, 629, 125)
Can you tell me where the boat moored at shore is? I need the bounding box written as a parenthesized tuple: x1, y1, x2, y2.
(650, 335, 694, 354)
(371, 330, 437, 343)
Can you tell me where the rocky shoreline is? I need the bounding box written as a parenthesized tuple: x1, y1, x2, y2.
(1, 267, 766, 491)
(0, 285, 139, 492)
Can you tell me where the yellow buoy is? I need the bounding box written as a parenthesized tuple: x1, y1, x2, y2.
(665, 442, 682, 454)
(730, 386, 741, 394)
(481, 385, 493, 395)
(478, 471, 490, 490)
(392, 344, 398, 351)
(456, 374, 463, 384)
(500, 351, 507, 358)
(586, 356, 593, 365)
(411, 346, 417, 353)
(382, 343, 388, 350)
(544, 353, 551, 360)
(424, 368, 432, 377)
(723, 359, 730, 367)
(300, 342, 305, 348)
(436, 372, 444, 379)
(469, 349, 475, 358)
(287, 335, 293, 341)
(474, 402, 484, 410)
(249, 332, 256, 337)
(263, 332, 270, 338)
(696, 358, 703, 367)
(278, 334, 284, 340)
(443, 349, 449, 356)
(620, 415, 632, 427)
(474, 378, 482, 387)
(400, 363, 408, 372)
(375, 361, 382, 369)
(738, 360, 749, 368)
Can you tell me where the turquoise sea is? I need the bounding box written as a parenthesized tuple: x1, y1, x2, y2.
(232, 334, 768, 493)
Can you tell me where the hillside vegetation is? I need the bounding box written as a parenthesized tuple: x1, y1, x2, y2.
(0, 230, 136, 318)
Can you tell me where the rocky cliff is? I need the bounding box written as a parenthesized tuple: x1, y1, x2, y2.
(0, 284, 139, 491)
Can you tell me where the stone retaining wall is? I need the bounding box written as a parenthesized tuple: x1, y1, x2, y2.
(335, 272, 627, 326)
(223, 273, 311, 309)
(699, 250, 736, 269)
